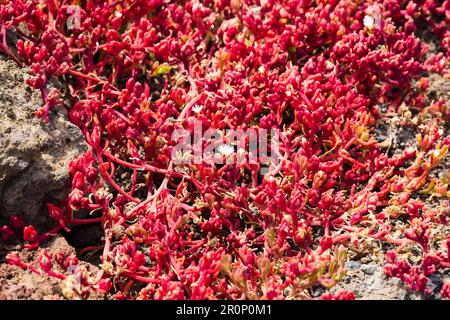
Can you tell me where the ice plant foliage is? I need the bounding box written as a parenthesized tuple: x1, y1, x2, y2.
(1, 0, 450, 299)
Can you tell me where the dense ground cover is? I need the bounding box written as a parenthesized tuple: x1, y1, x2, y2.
(1, 0, 450, 299)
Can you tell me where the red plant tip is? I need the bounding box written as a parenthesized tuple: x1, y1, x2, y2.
(37, 250, 53, 272)
(23, 225, 39, 244)
(422, 255, 441, 276)
(85, 167, 98, 184)
(114, 194, 127, 207)
(95, 278, 113, 294)
(47, 203, 64, 221)
(72, 171, 86, 190)
(98, 162, 110, 174)
(6, 253, 26, 268)
(406, 200, 424, 218)
(320, 236, 333, 252)
(68, 188, 85, 210)
(63, 256, 79, 269)
(386, 250, 398, 264)
(53, 251, 67, 266)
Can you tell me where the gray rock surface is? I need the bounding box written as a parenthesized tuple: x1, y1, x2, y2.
(0, 55, 87, 228)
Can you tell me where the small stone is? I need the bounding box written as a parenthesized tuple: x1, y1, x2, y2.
(345, 261, 361, 271)
(361, 264, 376, 275)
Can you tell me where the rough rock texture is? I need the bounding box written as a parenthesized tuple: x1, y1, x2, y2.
(0, 236, 74, 300)
(0, 54, 87, 228)
(0, 264, 63, 300)
(0, 235, 101, 300)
